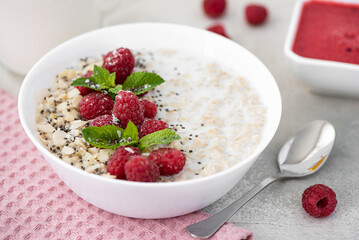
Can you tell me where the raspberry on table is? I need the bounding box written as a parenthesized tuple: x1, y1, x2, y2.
(90, 114, 120, 127)
(75, 71, 95, 96)
(207, 24, 230, 38)
(245, 4, 268, 25)
(78, 92, 114, 120)
(139, 119, 168, 138)
(149, 148, 186, 176)
(124, 156, 160, 182)
(139, 99, 157, 119)
(203, 0, 226, 18)
(103, 47, 135, 85)
(113, 90, 145, 128)
(302, 184, 337, 218)
(107, 146, 141, 179)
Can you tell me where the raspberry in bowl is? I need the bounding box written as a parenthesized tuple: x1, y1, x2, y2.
(18, 23, 281, 218)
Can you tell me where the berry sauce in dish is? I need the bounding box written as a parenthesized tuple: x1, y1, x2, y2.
(292, 0, 359, 65)
(35, 48, 266, 182)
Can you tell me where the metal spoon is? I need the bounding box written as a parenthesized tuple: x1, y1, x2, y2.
(186, 120, 335, 239)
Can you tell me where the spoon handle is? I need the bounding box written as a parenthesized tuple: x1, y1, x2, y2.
(186, 175, 283, 239)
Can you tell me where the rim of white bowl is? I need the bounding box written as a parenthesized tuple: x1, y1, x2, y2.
(284, 0, 359, 71)
(18, 22, 282, 188)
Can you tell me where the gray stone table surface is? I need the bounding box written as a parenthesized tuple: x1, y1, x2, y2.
(1, 0, 358, 239)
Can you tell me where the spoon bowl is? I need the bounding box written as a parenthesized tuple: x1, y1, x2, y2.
(186, 120, 336, 238)
(278, 120, 335, 177)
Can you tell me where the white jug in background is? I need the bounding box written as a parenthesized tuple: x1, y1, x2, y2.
(0, 0, 102, 75)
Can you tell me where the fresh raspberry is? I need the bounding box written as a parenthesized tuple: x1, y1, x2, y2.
(203, 0, 226, 18)
(78, 92, 114, 120)
(113, 90, 144, 128)
(75, 71, 95, 96)
(207, 24, 230, 38)
(107, 146, 141, 179)
(139, 119, 168, 138)
(302, 184, 337, 218)
(245, 4, 268, 25)
(139, 99, 157, 119)
(103, 47, 135, 85)
(124, 156, 160, 182)
(90, 114, 120, 127)
(149, 148, 186, 176)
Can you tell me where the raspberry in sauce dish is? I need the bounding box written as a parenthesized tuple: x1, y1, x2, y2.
(285, 0, 359, 98)
(19, 23, 281, 218)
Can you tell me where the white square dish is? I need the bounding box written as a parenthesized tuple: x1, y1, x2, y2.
(284, 0, 359, 98)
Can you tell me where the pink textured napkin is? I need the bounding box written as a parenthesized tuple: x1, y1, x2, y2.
(0, 89, 253, 240)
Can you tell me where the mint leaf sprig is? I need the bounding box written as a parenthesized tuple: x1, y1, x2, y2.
(71, 65, 117, 97)
(71, 65, 165, 99)
(138, 129, 181, 150)
(81, 121, 180, 151)
(122, 72, 165, 96)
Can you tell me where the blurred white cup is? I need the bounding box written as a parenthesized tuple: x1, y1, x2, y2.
(0, 0, 102, 75)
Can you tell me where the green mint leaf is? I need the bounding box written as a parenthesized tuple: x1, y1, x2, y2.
(122, 72, 165, 95)
(108, 85, 123, 95)
(138, 129, 181, 150)
(70, 65, 119, 97)
(70, 77, 102, 91)
(93, 65, 116, 89)
(123, 120, 139, 143)
(81, 124, 137, 149)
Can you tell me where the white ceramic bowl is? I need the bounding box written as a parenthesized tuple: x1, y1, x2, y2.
(18, 23, 281, 219)
(284, 0, 359, 98)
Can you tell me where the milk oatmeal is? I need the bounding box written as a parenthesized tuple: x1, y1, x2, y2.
(36, 49, 266, 181)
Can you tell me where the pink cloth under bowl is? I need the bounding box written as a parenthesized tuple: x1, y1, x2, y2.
(0, 89, 253, 240)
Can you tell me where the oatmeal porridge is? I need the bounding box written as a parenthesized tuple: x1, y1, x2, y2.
(36, 48, 266, 182)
